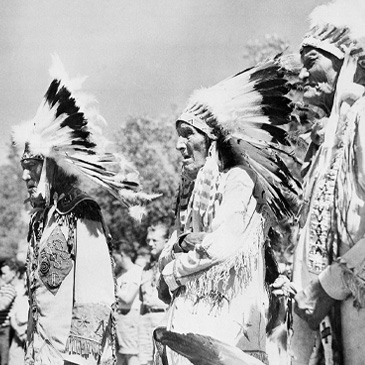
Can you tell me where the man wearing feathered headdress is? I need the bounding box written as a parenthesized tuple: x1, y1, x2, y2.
(290, 0, 365, 364)
(12, 57, 153, 365)
(155, 57, 300, 365)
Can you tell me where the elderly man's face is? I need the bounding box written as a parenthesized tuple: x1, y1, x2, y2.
(21, 158, 43, 203)
(176, 122, 209, 180)
(299, 47, 341, 112)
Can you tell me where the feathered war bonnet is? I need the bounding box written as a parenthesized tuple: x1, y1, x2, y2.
(300, 0, 365, 160)
(12, 55, 157, 214)
(301, 0, 365, 85)
(177, 56, 301, 221)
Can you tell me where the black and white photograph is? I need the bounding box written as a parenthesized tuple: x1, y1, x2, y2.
(1, 1, 364, 364)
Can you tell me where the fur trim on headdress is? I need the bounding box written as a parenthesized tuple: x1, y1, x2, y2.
(179, 55, 301, 220)
(12, 55, 159, 209)
(301, 0, 365, 59)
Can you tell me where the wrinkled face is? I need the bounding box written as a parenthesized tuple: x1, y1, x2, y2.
(1, 265, 16, 284)
(176, 122, 210, 180)
(299, 47, 341, 112)
(146, 226, 167, 259)
(21, 158, 43, 204)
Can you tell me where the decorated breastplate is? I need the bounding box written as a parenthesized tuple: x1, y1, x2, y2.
(27, 210, 76, 296)
(38, 224, 73, 295)
(27, 188, 101, 297)
(56, 187, 101, 220)
(307, 160, 339, 274)
(306, 112, 353, 274)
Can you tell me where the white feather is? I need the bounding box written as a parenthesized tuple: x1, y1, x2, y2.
(310, 0, 365, 42)
(180, 56, 299, 219)
(12, 55, 160, 210)
(49, 54, 87, 93)
(128, 206, 147, 222)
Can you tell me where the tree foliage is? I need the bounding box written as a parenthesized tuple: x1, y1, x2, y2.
(0, 144, 28, 262)
(94, 114, 181, 247)
(243, 34, 290, 64)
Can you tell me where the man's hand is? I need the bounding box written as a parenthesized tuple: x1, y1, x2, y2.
(173, 232, 206, 253)
(270, 275, 297, 298)
(18, 332, 27, 343)
(294, 277, 336, 330)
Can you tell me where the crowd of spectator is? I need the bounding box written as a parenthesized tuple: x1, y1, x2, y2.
(113, 222, 170, 365)
(0, 221, 170, 365)
(0, 259, 27, 365)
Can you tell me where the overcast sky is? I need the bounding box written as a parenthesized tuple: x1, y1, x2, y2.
(0, 0, 327, 165)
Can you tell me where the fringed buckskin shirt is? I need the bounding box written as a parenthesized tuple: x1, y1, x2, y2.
(292, 92, 365, 365)
(160, 166, 272, 365)
(25, 188, 115, 365)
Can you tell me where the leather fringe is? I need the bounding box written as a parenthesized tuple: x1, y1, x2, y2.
(341, 265, 365, 308)
(184, 210, 268, 307)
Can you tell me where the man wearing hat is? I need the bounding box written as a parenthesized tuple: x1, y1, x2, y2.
(12, 57, 151, 365)
(157, 57, 300, 365)
(291, 0, 365, 363)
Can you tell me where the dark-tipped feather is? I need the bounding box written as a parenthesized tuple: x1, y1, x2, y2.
(180, 55, 303, 219)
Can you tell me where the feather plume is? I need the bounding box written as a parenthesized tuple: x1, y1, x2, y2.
(182, 56, 301, 219)
(302, 0, 365, 59)
(309, 0, 365, 40)
(153, 327, 266, 365)
(12, 55, 160, 209)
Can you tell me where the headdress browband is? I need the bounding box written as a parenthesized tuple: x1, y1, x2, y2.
(177, 112, 218, 140)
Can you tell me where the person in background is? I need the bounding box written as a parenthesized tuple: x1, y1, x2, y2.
(9, 271, 28, 365)
(135, 246, 150, 269)
(138, 224, 170, 365)
(113, 240, 143, 365)
(0, 260, 18, 365)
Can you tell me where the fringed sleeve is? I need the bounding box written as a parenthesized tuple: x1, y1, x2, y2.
(162, 167, 257, 291)
(318, 237, 365, 308)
